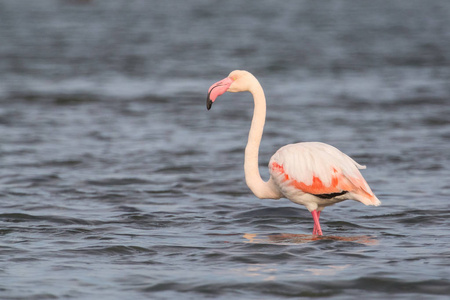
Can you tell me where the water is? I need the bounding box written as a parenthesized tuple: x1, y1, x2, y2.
(1, 0, 449, 299)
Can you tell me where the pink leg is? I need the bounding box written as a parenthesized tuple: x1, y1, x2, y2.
(312, 211, 320, 234)
(312, 210, 319, 234)
(311, 210, 323, 236)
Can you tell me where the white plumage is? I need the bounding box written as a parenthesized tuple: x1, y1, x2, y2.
(270, 142, 365, 187)
(269, 142, 380, 212)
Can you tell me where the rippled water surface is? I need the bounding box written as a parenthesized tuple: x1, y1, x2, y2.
(1, 1, 450, 299)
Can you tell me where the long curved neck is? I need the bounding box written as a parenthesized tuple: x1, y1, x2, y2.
(244, 79, 281, 199)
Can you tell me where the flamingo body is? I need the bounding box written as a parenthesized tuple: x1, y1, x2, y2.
(206, 70, 380, 236)
(269, 142, 380, 212)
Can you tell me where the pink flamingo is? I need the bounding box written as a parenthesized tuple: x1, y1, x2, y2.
(207, 70, 380, 236)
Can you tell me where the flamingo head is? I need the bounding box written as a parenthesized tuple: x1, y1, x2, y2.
(206, 70, 254, 110)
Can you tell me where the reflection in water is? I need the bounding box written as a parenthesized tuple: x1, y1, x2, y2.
(305, 265, 351, 276)
(237, 265, 278, 282)
(229, 263, 350, 280)
(241, 233, 374, 278)
(243, 233, 378, 245)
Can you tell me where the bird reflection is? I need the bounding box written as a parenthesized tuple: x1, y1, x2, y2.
(243, 233, 378, 245)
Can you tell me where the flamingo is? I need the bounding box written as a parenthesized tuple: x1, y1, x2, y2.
(206, 70, 380, 236)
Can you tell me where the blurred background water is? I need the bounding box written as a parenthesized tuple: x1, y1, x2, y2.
(1, 0, 449, 299)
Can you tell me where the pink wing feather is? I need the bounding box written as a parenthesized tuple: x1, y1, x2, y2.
(269, 142, 380, 206)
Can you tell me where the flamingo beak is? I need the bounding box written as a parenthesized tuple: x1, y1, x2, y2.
(206, 77, 234, 110)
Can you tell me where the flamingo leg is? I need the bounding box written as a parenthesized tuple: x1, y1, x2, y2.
(312, 211, 319, 234)
(312, 211, 320, 234)
(311, 210, 323, 236)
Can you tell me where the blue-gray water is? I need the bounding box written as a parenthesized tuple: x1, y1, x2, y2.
(1, 1, 450, 299)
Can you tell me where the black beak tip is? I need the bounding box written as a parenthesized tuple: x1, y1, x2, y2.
(206, 97, 213, 110)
